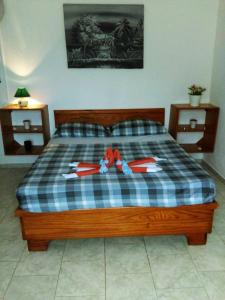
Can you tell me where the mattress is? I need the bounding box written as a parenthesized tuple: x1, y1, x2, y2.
(16, 136, 216, 212)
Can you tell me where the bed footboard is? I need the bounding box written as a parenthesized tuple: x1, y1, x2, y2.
(16, 201, 218, 251)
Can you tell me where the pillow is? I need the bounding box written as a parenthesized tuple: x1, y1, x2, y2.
(54, 122, 108, 137)
(111, 119, 167, 137)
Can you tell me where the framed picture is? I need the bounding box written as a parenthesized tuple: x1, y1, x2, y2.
(63, 4, 144, 69)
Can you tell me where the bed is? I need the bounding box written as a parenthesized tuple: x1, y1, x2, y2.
(15, 108, 218, 251)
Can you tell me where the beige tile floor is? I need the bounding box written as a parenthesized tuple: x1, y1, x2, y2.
(0, 167, 225, 300)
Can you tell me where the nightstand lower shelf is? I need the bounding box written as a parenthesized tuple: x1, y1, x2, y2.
(179, 143, 213, 153)
(5, 144, 44, 155)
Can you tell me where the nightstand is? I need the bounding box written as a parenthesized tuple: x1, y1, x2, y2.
(169, 103, 219, 153)
(0, 104, 50, 155)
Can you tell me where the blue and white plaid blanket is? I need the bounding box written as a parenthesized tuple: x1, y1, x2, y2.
(16, 140, 216, 212)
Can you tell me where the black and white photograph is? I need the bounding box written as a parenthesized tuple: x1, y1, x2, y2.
(63, 4, 144, 69)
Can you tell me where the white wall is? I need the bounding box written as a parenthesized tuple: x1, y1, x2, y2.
(0, 43, 8, 162)
(0, 0, 219, 164)
(0, 48, 7, 103)
(204, 0, 225, 179)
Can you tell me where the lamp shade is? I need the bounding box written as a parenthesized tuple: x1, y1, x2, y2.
(14, 87, 30, 98)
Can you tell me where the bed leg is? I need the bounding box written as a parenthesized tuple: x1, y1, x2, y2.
(27, 240, 50, 251)
(186, 233, 207, 245)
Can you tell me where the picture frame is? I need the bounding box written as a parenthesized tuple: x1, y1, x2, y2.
(63, 4, 144, 69)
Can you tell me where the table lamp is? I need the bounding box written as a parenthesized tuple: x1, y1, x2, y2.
(14, 87, 30, 107)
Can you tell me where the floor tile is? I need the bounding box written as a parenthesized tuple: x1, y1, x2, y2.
(15, 240, 64, 276)
(145, 235, 187, 257)
(0, 199, 9, 209)
(106, 272, 157, 300)
(188, 233, 225, 271)
(0, 205, 18, 223)
(105, 236, 144, 246)
(63, 238, 104, 262)
(156, 288, 209, 300)
(106, 241, 150, 275)
(213, 199, 225, 241)
(150, 254, 201, 289)
(0, 238, 25, 262)
(0, 261, 17, 298)
(0, 207, 7, 223)
(0, 186, 17, 198)
(218, 189, 225, 199)
(213, 221, 225, 242)
(4, 275, 57, 300)
(0, 216, 21, 240)
(200, 271, 225, 300)
(215, 181, 225, 196)
(56, 260, 105, 297)
(2, 206, 18, 218)
(214, 201, 225, 223)
(215, 191, 225, 204)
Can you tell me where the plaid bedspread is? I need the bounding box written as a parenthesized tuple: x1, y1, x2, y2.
(16, 140, 216, 212)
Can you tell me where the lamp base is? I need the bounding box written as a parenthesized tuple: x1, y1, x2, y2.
(18, 99, 28, 107)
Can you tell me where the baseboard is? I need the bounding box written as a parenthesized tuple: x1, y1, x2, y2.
(201, 160, 225, 183)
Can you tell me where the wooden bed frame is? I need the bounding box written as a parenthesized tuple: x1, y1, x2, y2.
(16, 108, 218, 251)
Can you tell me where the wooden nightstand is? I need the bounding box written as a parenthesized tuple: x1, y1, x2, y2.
(169, 103, 219, 153)
(0, 104, 50, 155)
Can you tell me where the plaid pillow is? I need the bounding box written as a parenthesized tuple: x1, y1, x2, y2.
(54, 123, 108, 137)
(111, 119, 167, 136)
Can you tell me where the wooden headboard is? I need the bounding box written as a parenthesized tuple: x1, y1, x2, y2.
(54, 108, 165, 127)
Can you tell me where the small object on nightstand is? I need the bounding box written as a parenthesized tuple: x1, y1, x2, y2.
(24, 140, 32, 151)
(23, 119, 31, 130)
(188, 85, 206, 107)
(14, 87, 30, 107)
(18, 99, 28, 107)
(190, 119, 197, 129)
